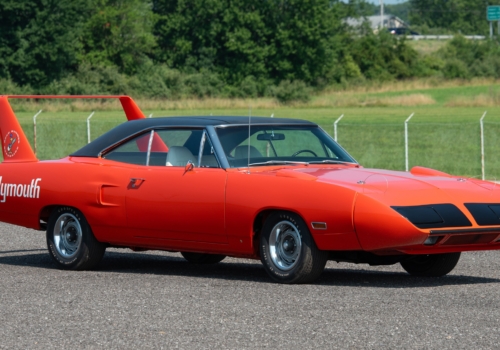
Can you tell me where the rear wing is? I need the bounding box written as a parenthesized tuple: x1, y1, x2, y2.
(0, 95, 145, 163)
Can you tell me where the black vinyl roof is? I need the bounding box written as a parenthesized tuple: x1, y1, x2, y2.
(71, 116, 316, 157)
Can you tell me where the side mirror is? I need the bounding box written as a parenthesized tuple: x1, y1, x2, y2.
(184, 160, 194, 174)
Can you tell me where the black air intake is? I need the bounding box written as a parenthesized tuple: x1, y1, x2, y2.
(391, 204, 472, 229)
(464, 203, 500, 226)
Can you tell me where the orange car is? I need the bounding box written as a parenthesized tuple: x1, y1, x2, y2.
(1, 95, 500, 284)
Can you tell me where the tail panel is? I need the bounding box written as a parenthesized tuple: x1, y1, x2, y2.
(0, 96, 38, 163)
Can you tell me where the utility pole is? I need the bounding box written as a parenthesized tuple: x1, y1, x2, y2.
(380, 0, 384, 29)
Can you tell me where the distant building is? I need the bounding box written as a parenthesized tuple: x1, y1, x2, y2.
(346, 15, 409, 31)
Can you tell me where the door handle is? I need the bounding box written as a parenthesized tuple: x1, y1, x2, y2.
(129, 178, 145, 188)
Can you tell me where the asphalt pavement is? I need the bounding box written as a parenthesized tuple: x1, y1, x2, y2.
(0, 222, 499, 349)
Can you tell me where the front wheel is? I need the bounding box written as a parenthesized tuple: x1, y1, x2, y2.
(46, 207, 106, 270)
(400, 252, 461, 277)
(260, 211, 328, 284)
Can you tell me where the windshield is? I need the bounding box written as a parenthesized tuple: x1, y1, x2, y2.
(216, 125, 357, 168)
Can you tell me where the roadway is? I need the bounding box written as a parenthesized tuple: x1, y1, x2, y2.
(0, 222, 499, 349)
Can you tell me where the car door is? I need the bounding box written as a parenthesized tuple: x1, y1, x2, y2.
(111, 128, 227, 244)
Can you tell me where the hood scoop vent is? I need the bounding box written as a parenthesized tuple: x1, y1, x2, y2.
(276, 169, 316, 181)
(410, 166, 451, 177)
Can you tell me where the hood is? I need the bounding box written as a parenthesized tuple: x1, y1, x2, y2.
(272, 165, 500, 206)
(252, 164, 500, 252)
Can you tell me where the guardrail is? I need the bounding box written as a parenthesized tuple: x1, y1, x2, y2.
(406, 35, 486, 40)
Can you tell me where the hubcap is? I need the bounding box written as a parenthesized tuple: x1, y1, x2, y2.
(269, 220, 302, 271)
(53, 213, 82, 258)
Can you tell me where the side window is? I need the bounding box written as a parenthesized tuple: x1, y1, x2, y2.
(103, 128, 220, 167)
(199, 133, 219, 168)
(158, 129, 201, 167)
(158, 129, 219, 167)
(102, 132, 151, 165)
(155, 130, 194, 148)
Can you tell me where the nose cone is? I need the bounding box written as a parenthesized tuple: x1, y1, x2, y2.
(346, 167, 500, 251)
(354, 193, 430, 251)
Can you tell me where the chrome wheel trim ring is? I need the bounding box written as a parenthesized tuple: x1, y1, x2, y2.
(269, 220, 302, 271)
(53, 213, 82, 259)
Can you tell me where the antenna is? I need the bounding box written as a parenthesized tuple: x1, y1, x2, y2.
(247, 106, 252, 174)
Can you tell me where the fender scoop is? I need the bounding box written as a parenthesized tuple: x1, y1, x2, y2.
(410, 166, 451, 177)
(276, 169, 316, 181)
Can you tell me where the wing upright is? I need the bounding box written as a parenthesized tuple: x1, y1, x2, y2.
(0, 95, 148, 163)
(0, 96, 38, 162)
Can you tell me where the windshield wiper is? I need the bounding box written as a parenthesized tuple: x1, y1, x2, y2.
(248, 160, 308, 166)
(307, 160, 355, 165)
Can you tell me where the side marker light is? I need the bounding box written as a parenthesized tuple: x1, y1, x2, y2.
(424, 236, 440, 245)
(311, 222, 327, 230)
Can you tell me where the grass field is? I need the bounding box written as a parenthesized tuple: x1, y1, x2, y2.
(407, 40, 447, 55)
(7, 78, 500, 179)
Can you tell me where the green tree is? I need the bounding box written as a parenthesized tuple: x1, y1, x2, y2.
(409, 0, 500, 35)
(80, 0, 157, 74)
(349, 29, 420, 80)
(0, 2, 32, 79)
(153, 0, 272, 84)
(0, 0, 90, 87)
(265, 0, 344, 84)
(153, 0, 347, 86)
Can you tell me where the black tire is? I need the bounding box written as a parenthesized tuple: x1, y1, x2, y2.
(181, 252, 226, 264)
(259, 211, 328, 284)
(400, 252, 461, 277)
(46, 206, 106, 270)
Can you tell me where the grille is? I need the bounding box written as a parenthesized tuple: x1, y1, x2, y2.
(442, 234, 499, 246)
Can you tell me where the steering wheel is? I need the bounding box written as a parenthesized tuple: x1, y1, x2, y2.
(291, 149, 318, 157)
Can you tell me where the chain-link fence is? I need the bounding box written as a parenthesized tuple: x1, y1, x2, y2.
(7, 112, 500, 180)
(15, 113, 123, 161)
(323, 120, 500, 180)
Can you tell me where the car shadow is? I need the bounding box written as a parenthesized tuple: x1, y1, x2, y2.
(317, 267, 499, 287)
(0, 249, 46, 254)
(0, 250, 499, 288)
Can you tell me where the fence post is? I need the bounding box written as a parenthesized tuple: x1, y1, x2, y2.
(480, 111, 487, 181)
(334, 114, 344, 142)
(405, 113, 414, 171)
(32, 109, 42, 156)
(86, 111, 95, 144)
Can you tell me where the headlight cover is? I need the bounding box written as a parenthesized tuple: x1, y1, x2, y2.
(391, 204, 472, 229)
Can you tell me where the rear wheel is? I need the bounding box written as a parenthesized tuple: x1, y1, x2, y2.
(400, 252, 461, 277)
(181, 252, 226, 264)
(46, 207, 106, 270)
(260, 211, 328, 284)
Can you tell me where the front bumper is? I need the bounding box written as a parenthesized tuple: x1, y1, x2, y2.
(353, 194, 500, 254)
